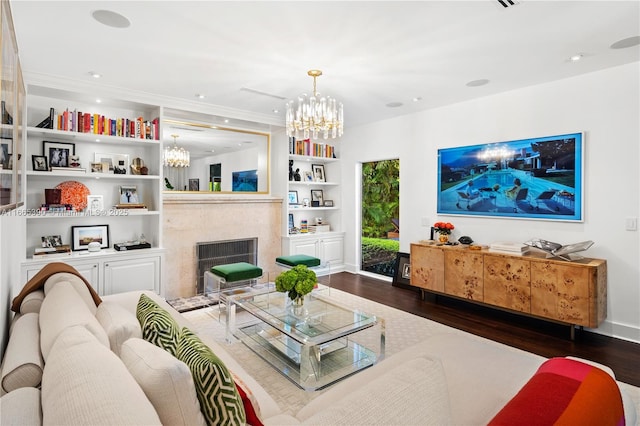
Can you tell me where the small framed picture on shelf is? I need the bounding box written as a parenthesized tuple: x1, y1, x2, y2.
(71, 225, 110, 251)
(119, 185, 140, 204)
(86, 195, 104, 214)
(32, 155, 48, 171)
(288, 190, 299, 205)
(41, 235, 63, 248)
(43, 140, 75, 168)
(311, 189, 324, 207)
(0, 138, 11, 169)
(303, 170, 313, 182)
(90, 162, 105, 173)
(324, 200, 334, 207)
(288, 213, 294, 230)
(312, 164, 326, 182)
(94, 153, 129, 174)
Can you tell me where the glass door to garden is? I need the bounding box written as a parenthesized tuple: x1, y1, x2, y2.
(360, 159, 399, 277)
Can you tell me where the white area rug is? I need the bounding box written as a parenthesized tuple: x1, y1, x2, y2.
(183, 288, 640, 420)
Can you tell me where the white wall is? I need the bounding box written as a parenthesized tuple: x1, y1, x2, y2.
(340, 62, 640, 343)
(0, 213, 27, 359)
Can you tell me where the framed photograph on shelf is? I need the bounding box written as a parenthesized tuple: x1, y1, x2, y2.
(90, 162, 105, 173)
(119, 185, 140, 204)
(288, 190, 299, 205)
(41, 235, 63, 248)
(71, 225, 110, 251)
(288, 213, 294, 230)
(303, 170, 314, 182)
(43, 140, 75, 168)
(311, 189, 324, 207)
(86, 195, 104, 214)
(32, 155, 48, 171)
(94, 153, 129, 174)
(0, 139, 11, 169)
(312, 164, 326, 182)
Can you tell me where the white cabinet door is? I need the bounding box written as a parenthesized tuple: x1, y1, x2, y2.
(103, 256, 161, 295)
(290, 238, 319, 257)
(319, 236, 344, 265)
(24, 260, 100, 294)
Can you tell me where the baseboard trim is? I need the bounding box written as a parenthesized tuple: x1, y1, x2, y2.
(589, 320, 640, 344)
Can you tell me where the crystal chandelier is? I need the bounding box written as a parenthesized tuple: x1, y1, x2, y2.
(164, 134, 190, 168)
(286, 70, 344, 140)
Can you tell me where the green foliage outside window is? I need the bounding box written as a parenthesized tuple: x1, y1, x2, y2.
(361, 159, 399, 238)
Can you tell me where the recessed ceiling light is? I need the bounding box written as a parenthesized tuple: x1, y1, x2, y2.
(569, 54, 583, 62)
(412, 97, 423, 102)
(89, 72, 101, 79)
(610, 36, 640, 49)
(224, 119, 229, 123)
(91, 10, 131, 28)
(386, 102, 403, 108)
(96, 99, 102, 103)
(195, 94, 205, 99)
(272, 109, 279, 114)
(466, 79, 490, 87)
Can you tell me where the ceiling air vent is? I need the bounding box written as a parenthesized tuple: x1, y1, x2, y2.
(239, 87, 286, 100)
(497, 0, 520, 8)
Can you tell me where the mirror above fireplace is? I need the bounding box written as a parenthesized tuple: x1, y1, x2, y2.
(162, 109, 271, 194)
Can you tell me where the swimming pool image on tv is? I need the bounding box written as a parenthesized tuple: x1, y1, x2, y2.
(437, 132, 583, 221)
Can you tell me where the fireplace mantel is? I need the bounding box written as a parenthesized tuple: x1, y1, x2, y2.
(162, 196, 283, 299)
(163, 193, 282, 205)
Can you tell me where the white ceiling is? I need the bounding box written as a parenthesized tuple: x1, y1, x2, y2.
(9, 1, 640, 130)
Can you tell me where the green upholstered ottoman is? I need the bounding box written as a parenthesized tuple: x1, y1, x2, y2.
(276, 254, 321, 268)
(210, 262, 263, 283)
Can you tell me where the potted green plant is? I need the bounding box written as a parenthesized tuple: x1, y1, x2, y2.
(275, 264, 317, 307)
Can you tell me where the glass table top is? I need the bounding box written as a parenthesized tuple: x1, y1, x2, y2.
(233, 290, 378, 345)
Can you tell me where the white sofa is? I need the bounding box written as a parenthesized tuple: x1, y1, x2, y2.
(1, 271, 637, 425)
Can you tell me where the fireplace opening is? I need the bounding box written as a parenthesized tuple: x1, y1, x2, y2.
(196, 237, 258, 294)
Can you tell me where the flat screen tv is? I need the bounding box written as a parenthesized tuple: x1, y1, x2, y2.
(232, 169, 258, 192)
(437, 132, 583, 221)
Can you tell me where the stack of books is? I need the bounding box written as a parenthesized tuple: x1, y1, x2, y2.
(51, 166, 86, 173)
(40, 204, 74, 212)
(489, 241, 530, 256)
(114, 203, 147, 211)
(34, 244, 71, 258)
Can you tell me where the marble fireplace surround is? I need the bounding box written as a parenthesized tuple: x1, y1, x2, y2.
(163, 194, 283, 299)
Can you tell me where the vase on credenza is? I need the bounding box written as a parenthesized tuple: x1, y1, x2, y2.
(438, 233, 449, 244)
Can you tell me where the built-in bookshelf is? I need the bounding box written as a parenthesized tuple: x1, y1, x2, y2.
(283, 138, 344, 271)
(21, 84, 165, 295)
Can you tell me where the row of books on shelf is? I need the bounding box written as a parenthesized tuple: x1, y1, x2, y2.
(34, 107, 159, 140)
(289, 137, 336, 158)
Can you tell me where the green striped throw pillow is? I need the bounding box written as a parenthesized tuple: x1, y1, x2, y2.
(177, 327, 245, 425)
(136, 294, 180, 357)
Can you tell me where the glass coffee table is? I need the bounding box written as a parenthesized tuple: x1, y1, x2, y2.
(225, 288, 385, 391)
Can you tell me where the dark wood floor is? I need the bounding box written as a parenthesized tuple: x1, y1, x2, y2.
(330, 272, 640, 387)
